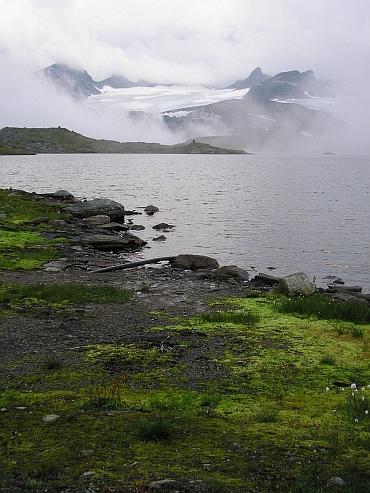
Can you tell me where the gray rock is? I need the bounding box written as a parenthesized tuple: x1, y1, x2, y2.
(213, 265, 249, 280)
(130, 224, 145, 231)
(98, 222, 130, 232)
(279, 272, 316, 296)
(24, 216, 50, 226)
(43, 260, 70, 272)
(65, 198, 125, 220)
(82, 215, 111, 225)
(171, 254, 219, 271)
(153, 223, 174, 230)
(328, 477, 346, 487)
(42, 414, 60, 422)
(144, 205, 159, 215)
(327, 284, 362, 293)
(147, 479, 177, 490)
(254, 273, 280, 285)
(83, 233, 146, 251)
(53, 190, 74, 200)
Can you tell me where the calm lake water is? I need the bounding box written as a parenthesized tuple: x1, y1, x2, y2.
(1, 153, 369, 292)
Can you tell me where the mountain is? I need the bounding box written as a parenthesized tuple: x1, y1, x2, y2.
(43, 63, 102, 99)
(162, 97, 348, 152)
(227, 67, 270, 90)
(0, 127, 245, 155)
(95, 74, 137, 90)
(245, 70, 335, 101)
(39, 63, 343, 152)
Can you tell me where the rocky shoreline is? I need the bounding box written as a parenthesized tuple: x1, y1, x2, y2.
(25, 189, 370, 299)
(1, 189, 370, 492)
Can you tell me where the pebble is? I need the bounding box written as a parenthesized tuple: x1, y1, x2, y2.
(42, 414, 60, 422)
(328, 477, 346, 487)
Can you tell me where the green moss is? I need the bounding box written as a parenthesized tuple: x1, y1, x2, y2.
(1, 294, 369, 491)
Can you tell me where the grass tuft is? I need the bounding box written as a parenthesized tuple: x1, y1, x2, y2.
(135, 416, 175, 442)
(276, 293, 370, 324)
(198, 308, 259, 326)
(0, 282, 133, 305)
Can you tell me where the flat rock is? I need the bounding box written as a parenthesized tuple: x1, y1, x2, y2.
(82, 215, 111, 225)
(213, 265, 249, 280)
(83, 233, 147, 251)
(254, 273, 280, 285)
(42, 414, 60, 422)
(65, 198, 125, 220)
(171, 254, 219, 271)
(43, 260, 70, 272)
(153, 223, 174, 230)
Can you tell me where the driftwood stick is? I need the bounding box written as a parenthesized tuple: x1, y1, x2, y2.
(90, 256, 177, 273)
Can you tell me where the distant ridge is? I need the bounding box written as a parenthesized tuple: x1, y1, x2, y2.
(43, 63, 155, 99)
(227, 67, 270, 90)
(0, 127, 246, 155)
(245, 69, 334, 100)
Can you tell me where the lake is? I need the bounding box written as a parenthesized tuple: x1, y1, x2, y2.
(1, 153, 369, 292)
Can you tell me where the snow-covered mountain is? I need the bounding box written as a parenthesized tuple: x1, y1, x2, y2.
(42, 63, 346, 152)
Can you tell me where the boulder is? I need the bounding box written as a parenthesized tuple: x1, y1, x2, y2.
(153, 235, 167, 241)
(83, 233, 146, 251)
(279, 272, 316, 296)
(213, 265, 249, 280)
(171, 254, 219, 271)
(53, 190, 75, 201)
(65, 198, 125, 220)
(144, 205, 159, 215)
(152, 223, 174, 230)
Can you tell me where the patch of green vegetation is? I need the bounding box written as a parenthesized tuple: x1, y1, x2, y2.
(135, 416, 176, 442)
(0, 282, 133, 308)
(0, 189, 69, 224)
(0, 246, 62, 270)
(0, 188, 71, 271)
(276, 292, 370, 324)
(199, 308, 260, 326)
(0, 293, 369, 492)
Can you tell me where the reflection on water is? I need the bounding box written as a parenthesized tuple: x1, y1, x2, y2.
(1, 153, 369, 291)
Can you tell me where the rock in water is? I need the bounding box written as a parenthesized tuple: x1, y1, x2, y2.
(279, 272, 315, 296)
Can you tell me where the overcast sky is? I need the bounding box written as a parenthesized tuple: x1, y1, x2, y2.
(2, 0, 370, 85)
(1, 0, 370, 144)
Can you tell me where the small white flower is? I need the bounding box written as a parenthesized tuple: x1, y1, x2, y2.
(341, 388, 345, 392)
(365, 410, 369, 415)
(351, 383, 357, 390)
(352, 392, 355, 397)
(361, 387, 366, 391)
(355, 419, 359, 423)
(332, 409, 337, 413)
(362, 397, 365, 401)
(355, 389, 358, 393)
(326, 387, 330, 392)
(367, 384, 370, 389)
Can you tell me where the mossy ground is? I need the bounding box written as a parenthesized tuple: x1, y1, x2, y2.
(1, 294, 369, 492)
(0, 189, 71, 271)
